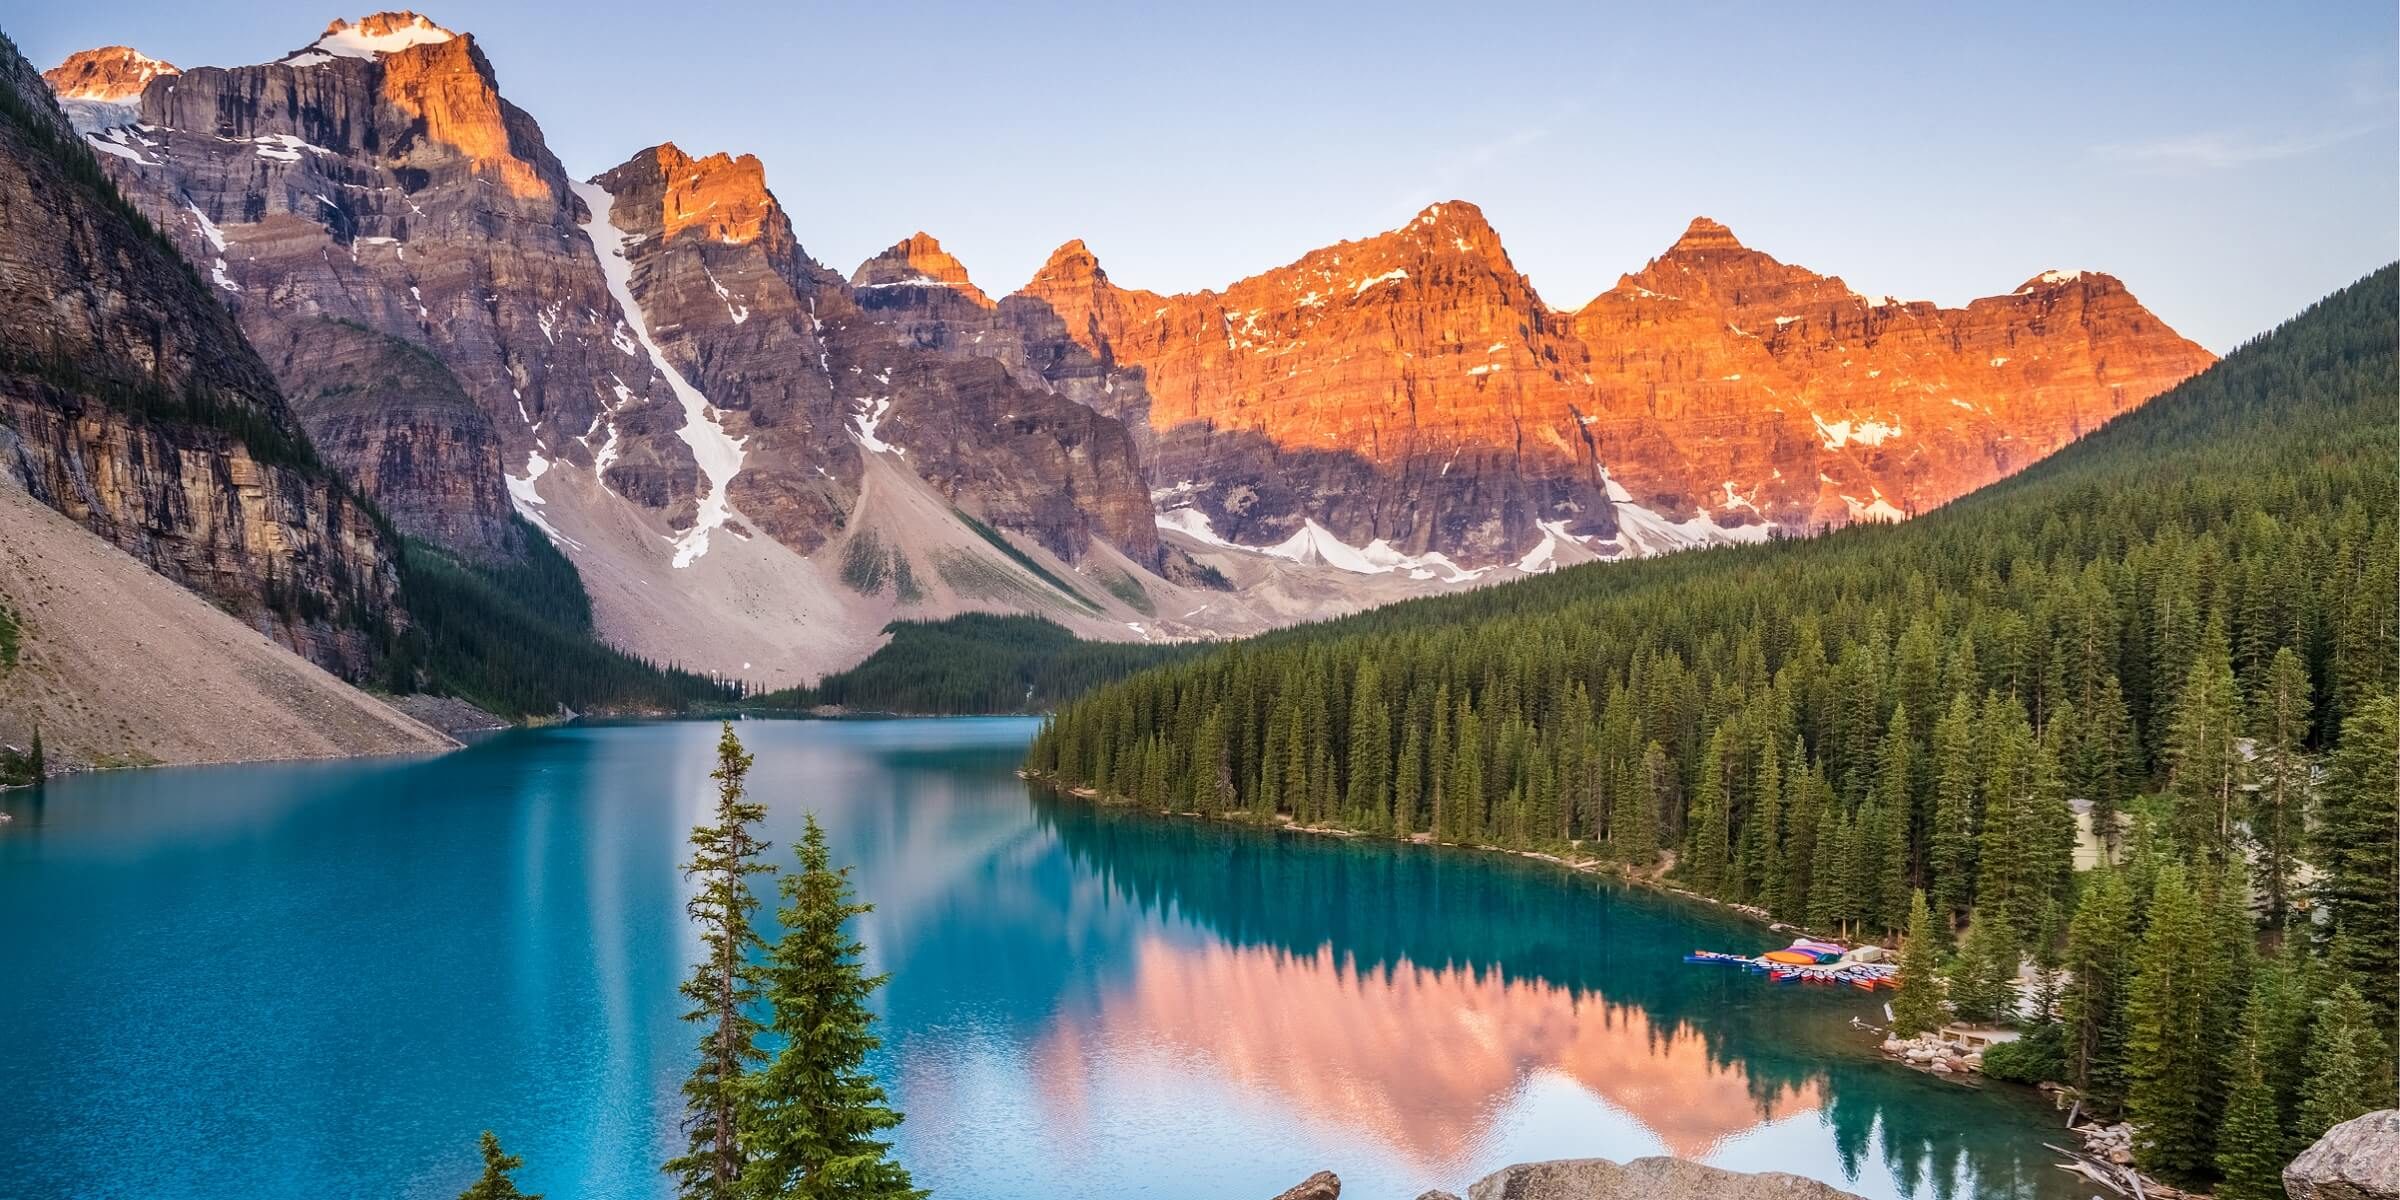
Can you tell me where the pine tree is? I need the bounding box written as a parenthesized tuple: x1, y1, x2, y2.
(1869, 707, 1913, 933)
(1269, 697, 1301, 817)
(459, 1131, 541, 1200)
(1929, 694, 1979, 925)
(2126, 865, 2215, 1182)
(2063, 875, 2140, 1118)
(2248, 647, 2312, 929)
(1684, 727, 1732, 894)
(2312, 696, 2397, 1017)
(667, 725, 775, 1199)
(2164, 633, 2245, 861)
(1890, 890, 1948, 1036)
(1392, 722, 1423, 836)
(2296, 982, 2394, 1142)
(2213, 1035, 2288, 1200)
(743, 816, 923, 1200)
(1345, 660, 1390, 829)
(1611, 741, 1666, 869)
(1947, 910, 2019, 1025)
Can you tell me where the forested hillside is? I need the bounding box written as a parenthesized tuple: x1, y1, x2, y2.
(381, 523, 742, 719)
(753, 615, 1194, 715)
(1029, 267, 2398, 1191)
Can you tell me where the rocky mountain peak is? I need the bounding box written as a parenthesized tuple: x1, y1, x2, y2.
(1668, 215, 1746, 254)
(1026, 239, 1113, 292)
(290, 11, 458, 61)
(2013, 268, 2115, 295)
(644, 142, 781, 246)
(854, 232, 992, 306)
(41, 46, 176, 100)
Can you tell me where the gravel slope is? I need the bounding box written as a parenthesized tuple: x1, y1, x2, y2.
(0, 480, 454, 771)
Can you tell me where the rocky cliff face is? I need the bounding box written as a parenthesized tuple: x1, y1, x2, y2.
(1016, 202, 1629, 566)
(249, 316, 518, 557)
(587, 146, 1161, 564)
(52, 12, 684, 561)
(0, 36, 399, 672)
(1571, 217, 2217, 528)
(1013, 206, 2214, 566)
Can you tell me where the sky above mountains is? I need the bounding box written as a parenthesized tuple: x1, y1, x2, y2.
(14, 1, 2395, 352)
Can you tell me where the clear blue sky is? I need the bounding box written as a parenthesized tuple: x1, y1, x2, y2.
(15, 2, 2395, 350)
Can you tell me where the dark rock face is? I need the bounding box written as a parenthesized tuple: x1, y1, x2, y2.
(2286, 1110, 2400, 1200)
(590, 146, 1162, 564)
(1464, 1157, 1866, 1200)
(0, 40, 398, 673)
(250, 316, 519, 558)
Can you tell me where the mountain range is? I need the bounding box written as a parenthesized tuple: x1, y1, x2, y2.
(25, 13, 2214, 690)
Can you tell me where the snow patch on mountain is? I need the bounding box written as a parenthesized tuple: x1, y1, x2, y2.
(574, 178, 746, 569)
(1813, 414, 1903, 450)
(286, 14, 455, 63)
(1157, 508, 1487, 583)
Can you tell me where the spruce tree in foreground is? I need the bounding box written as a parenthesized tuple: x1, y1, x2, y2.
(459, 1131, 541, 1200)
(744, 814, 924, 1199)
(668, 724, 774, 1200)
(2213, 1041, 2287, 1200)
(1890, 890, 1947, 1036)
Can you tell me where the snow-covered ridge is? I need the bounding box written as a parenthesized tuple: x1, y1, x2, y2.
(282, 13, 455, 66)
(572, 178, 748, 569)
(1157, 509, 1488, 583)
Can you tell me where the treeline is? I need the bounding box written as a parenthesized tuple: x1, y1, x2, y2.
(1028, 268, 2399, 1191)
(382, 523, 741, 718)
(753, 614, 1195, 715)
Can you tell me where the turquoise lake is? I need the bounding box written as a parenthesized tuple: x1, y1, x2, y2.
(0, 718, 2079, 1199)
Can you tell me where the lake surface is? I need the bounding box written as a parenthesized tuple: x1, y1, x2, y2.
(1, 719, 2077, 1200)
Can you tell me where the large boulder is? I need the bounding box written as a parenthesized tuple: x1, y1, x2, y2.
(1269, 1171, 1340, 1200)
(2286, 1111, 2400, 1200)
(1466, 1157, 1865, 1200)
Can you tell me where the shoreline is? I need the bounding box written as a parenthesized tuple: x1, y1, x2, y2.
(1018, 767, 1860, 947)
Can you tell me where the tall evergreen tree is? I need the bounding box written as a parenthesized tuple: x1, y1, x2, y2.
(2213, 1032, 2288, 1200)
(1947, 910, 2019, 1025)
(2063, 870, 2138, 1112)
(743, 816, 923, 1200)
(667, 724, 774, 1200)
(2312, 695, 2398, 1016)
(2126, 865, 2216, 1182)
(2163, 632, 2245, 861)
(1929, 694, 1979, 924)
(459, 1131, 540, 1200)
(2247, 647, 2312, 928)
(1890, 890, 1948, 1037)
(2296, 982, 2394, 1142)
(1346, 660, 1391, 829)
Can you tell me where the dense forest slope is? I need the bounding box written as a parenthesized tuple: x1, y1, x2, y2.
(751, 614, 1195, 715)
